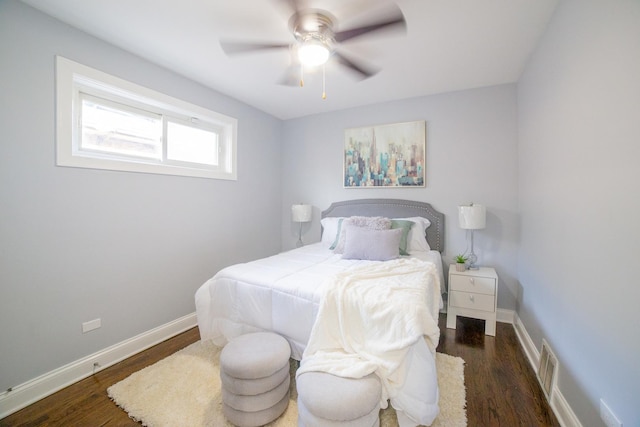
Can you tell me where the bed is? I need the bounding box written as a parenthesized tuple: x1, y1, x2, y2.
(195, 198, 446, 426)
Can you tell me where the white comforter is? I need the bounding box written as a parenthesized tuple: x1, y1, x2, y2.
(297, 258, 441, 426)
(195, 243, 444, 426)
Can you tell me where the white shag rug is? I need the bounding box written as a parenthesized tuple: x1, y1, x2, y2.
(108, 340, 466, 427)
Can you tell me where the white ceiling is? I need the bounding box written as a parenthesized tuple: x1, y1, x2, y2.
(21, 0, 558, 120)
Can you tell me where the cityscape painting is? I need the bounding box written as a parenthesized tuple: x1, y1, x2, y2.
(344, 120, 426, 188)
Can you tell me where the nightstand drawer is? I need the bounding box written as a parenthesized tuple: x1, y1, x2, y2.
(449, 274, 495, 295)
(449, 291, 495, 312)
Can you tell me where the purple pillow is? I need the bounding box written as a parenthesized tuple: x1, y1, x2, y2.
(341, 226, 402, 261)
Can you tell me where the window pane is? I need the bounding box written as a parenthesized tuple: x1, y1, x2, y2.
(167, 121, 219, 166)
(80, 96, 162, 160)
(57, 56, 237, 180)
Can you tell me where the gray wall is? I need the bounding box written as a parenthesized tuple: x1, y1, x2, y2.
(281, 84, 520, 310)
(4, 0, 638, 425)
(517, 0, 640, 425)
(0, 0, 283, 392)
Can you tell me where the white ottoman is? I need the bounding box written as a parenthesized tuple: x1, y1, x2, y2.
(297, 371, 381, 427)
(220, 332, 291, 427)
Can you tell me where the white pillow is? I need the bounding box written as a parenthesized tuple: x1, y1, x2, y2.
(398, 216, 431, 252)
(320, 217, 343, 246)
(341, 226, 402, 261)
(332, 216, 392, 254)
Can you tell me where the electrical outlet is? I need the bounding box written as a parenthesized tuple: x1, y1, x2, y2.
(82, 318, 101, 333)
(600, 399, 622, 427)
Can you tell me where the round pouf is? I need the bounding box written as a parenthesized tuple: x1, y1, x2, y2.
(220, 332, 291, 427)
(297, 371, 381, 427)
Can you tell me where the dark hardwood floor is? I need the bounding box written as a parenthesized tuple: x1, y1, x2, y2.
(1, 315, 558, 426)
(437, 316, 559, 426)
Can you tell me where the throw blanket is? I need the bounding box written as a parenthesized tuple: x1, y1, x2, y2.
(297, 258, 441, 410)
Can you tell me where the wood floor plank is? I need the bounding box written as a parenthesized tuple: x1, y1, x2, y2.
(1, 316, 559, 426)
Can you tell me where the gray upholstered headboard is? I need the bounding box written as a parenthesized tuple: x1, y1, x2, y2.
(321, 199, 445, 253)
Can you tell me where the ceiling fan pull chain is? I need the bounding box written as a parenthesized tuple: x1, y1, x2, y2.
(300, 63, 304, 87)
(322, 64, 327, 100)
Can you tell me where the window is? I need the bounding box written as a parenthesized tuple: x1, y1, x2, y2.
(56, 56, 237, 180)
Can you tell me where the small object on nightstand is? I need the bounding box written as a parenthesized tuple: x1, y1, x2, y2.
(446, 265, 498, 336)
(454, 254, 468, 272)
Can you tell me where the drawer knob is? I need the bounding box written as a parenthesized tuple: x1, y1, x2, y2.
(469, 294, 475, 302)
(469, 277, 475, 284)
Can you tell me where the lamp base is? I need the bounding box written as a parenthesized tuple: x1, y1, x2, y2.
(296, 222, 304, 248)
(467, 252, 479, 270)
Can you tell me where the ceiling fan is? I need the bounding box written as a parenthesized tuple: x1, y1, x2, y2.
(220, 0, 407, 98)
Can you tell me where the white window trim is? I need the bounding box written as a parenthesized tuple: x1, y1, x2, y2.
(55, 56, 237, 180)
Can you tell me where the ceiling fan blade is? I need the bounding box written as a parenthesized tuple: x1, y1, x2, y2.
(278, 0, 305, 16)
(334, 11, 406, 43)
(220, 40, 290, 55)
(333, 51, 379, 80)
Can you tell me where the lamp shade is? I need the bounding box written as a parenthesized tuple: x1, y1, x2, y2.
(458, 204, 486, 230)
(292, 204, 312, 223)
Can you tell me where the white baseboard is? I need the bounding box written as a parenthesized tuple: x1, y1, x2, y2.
(512, 313, 583, 427)
(497, 308, 515, 324)
(551, 388, 583, 427)
(513, 313, 539, 370)
(0, 312, 197, 419)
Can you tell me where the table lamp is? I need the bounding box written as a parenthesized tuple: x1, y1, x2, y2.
(292, 204, 312, 247)
(458, 203, 486, 270)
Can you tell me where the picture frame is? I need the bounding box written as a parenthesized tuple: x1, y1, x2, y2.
(343, 120, 426, 188)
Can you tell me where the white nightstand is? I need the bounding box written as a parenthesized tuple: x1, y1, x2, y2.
(446, 265, 498, 336)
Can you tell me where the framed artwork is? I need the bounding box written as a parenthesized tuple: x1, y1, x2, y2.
(344, 120, 426, 188)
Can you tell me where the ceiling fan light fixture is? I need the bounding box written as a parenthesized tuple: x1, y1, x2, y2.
(298, 40, 330, 67)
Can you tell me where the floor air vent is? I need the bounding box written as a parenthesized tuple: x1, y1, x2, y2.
(537, 339, 558, 400)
